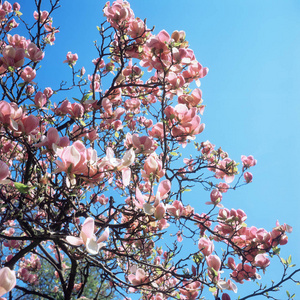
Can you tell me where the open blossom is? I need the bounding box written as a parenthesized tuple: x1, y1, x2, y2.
(66, 217, 109, 255)
(0, 267, 16, 297)
(135, 179, 170, 219)
(100, 147, 135, 186)
(128, 268, 149, 286)
(35, 127, 70, 150)
(33, 10, 49, 23)
(179, 280, 201, 300)
(0, 45, 25, 71)
(253, 254, 270, 269)
(241, 155, 257, 169)
(141, 152, 165, 181)
(20, 66, 36, 82)
(63, 51, 78, 66)
(103, 0, 134, 29)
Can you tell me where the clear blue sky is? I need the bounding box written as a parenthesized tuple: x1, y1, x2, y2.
(21, 0, 300, 298)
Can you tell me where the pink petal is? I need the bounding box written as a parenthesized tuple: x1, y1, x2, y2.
(66, 236, 83, 246)
(97, 227, 109, 243)
(81, 217, 95, 239)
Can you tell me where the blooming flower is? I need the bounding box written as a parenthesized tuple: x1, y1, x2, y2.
(0, 267, 16, 297)
(66, 217, 109, 255)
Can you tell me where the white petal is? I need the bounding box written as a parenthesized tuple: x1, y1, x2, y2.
(85, 238, 100, 255)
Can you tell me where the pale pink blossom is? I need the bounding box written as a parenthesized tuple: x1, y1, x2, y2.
(128, 268, 149, 286)
(241, 155, 257, 169)
(20, 66, 36, 82)
(198, 237, 214, 256)
(0, 267, 16, 297)
(253, 254, 270, 269)
(63, 51, 78, 66)
(141, 152, 165, 180)
(0, 45, 25, 70)
(26, 42, 44, 62)
(34, 91, 47, 108)
(66, 217, 109, 255)
(35, 127, 70, 150)
(33, 10, 49, 23)
(0, 161, 9, 181)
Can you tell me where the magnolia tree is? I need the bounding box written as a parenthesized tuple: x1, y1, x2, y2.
(0, 1, 299, 299)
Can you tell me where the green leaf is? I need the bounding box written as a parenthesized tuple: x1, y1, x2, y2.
(80, 119, 86, 126)
(287, 255, 292, 265)
(209, 287, 216, 293)
(83, 92, 93, 102)
(170, 152, 178, 156)
(184, 188, 191, 192)
(14, 182, 30, 194)
(281, 258, 286, 264)
(115, 131, 119, 138)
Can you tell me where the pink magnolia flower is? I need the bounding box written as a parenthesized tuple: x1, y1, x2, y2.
(4, 19, 19, 32)
(146, 30, 170, 55)
(0, 267, 16, 297)
(35, 127, 70, 150)
(33, 10, 49, 23)
(198, 237, 214, 256)
(0, 161, 9, 182)
(26, 42, 44, 62)
(206, 189, 223, 207)
(141, 152, 165, 181)
(100, 147, 135, 186)
(218, 279, 237, 293)
(244, 171, 253, 183)
(166, 200, 184, 218)
(179, 280, 201, 300)
(20, 66, 36, 82)
(18, 114, 39, 134)
(0, 45, 25, 71)
(63, 51, 78, 66)
(103, 0, 134, 29)
(131, 133, 156, 154)
(178, 88, 203, 108)
(253, 254, 270, 269)
(43, 87, 53, 98)
(66, 217, 109, 255)
(34, 91, 47, 108)
(2, 1, 12, 13)
(206, 255, 221, 271)
(7, 34, 29, 49)
(54, 141, 89, 176)
(13, 3, 21, 11)
(241, 155, 257, 169)
(128, 268, 149, 286)
(135, 179, 170, 219)
(148, 122, 164, 140)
